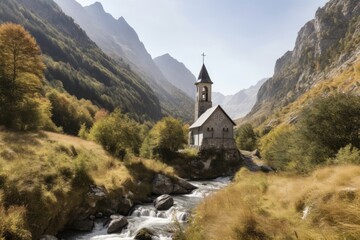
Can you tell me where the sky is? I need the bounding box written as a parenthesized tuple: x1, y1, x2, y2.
(75, 0, 328, 95)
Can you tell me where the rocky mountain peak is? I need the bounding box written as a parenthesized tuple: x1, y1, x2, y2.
(89, 1, 105, 12)
(247, 0, 360, 125)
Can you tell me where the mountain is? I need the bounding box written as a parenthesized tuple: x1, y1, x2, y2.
(154, 54, 196, 99)
(212, 78, 267, 119)
(54, 0, 194, 122)
(245, 0, 360, 127)
(0, 0, 162, 122)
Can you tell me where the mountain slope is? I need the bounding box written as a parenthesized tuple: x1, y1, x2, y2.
(154, 54, 196, 99)
(54, 0, 194, 122)
(0, 0, 162, 122)
(212, 78, 267, 119)
(246, 0, 360, 126)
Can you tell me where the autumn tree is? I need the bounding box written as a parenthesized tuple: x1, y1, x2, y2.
(140, 117, 187, 160)
(89, 109, 142, 160)
(0, 23, 51, 130)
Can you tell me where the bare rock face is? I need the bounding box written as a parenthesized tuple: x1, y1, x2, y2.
(248, 0, 360, 125)
(107, 215, 128, 234)
(154, 194, 174, 211)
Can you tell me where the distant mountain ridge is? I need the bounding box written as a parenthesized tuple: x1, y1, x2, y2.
(154, 54, 196, 99)
(0, 0, 162, 121)
(212, 78, 267, 119)
(55, 0, 194, 122)
(245, 0, 360, 126)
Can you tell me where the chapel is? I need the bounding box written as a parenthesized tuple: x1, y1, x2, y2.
(189, 63, 237, 150)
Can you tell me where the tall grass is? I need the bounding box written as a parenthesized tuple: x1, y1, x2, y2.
(0, 130, 176, 239)
(179, 166, 360, 240)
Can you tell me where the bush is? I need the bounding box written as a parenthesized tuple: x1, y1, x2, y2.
(260, 93, 360, 173)
(140, 117, 187, 160)
(47, 90, 98, 135)
(236, 123, 257, 151)
(328, 144, 360, 165)
(89, 109, 142, 159)
(297, 93, 360, 160)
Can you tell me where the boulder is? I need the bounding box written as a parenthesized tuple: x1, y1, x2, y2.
(154, 194, 174, 211)
(67, 218, 94, 232)
(107, 215, 128, 234)
(87, 185, 107, 208)
(176, 177, 197, 191)
(135, 228, 155, 240)
(172, 184, 188, 194)
(152, 174, 173, 195)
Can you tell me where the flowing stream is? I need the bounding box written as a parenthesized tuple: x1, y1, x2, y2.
(63, 177, 230, 240)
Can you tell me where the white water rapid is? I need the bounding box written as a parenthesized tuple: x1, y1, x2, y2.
(63, 177, 230, 240)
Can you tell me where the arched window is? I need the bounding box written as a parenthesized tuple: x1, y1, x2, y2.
(201, 86, 208, 101)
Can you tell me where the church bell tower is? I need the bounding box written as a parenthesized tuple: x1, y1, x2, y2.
(195, 62, 213, 121)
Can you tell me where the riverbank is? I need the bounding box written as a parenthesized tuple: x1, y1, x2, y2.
(0, 130, 184, 239)
(178, 165, 360, 240)
(60, 177, 230, 239)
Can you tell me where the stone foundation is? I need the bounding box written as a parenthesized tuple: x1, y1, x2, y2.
(200, 138, 237, 150)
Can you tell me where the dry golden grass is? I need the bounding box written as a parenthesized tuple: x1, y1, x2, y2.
(0, 130, 176, 239)
(181, 166, 360, 240)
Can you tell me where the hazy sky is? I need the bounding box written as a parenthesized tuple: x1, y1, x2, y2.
(75, 0, 328, 95)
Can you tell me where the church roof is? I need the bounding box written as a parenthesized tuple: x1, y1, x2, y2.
(196, 64, 213, 84)
(189, 105, 236, 129)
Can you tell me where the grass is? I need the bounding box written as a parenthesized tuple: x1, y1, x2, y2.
(178, 165, 360, 240)
(0, 130, 175, 239)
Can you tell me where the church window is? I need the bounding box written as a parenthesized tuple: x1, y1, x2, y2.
(201, 86, 208, 101)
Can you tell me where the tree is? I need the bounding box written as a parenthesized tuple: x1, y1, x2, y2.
(140, 117, 187, 160)
(236, 123, 257, 151)
(297, 93, 360, 161)
(89, 109, 142, 159)
(0, 23, 49, 130)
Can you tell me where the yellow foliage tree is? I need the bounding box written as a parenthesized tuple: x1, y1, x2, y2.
(0, 23, 52, 130)
(140, 117, 187, 160)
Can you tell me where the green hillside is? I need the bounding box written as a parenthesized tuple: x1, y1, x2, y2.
(0, 0, 162, 122)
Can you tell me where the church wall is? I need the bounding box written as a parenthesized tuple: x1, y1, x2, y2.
(190, 127, 203, 146)
(202, 108, 234, 139)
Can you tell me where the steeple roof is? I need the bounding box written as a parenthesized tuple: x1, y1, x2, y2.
(196, 64, 213, 84)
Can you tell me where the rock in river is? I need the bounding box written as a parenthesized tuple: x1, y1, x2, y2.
(152, 174, 173, 195)
(154, 194, 174, 211)
(107, 215, 128, 234)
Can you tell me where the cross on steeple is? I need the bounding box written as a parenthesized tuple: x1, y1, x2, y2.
(201, 52, 206, 64)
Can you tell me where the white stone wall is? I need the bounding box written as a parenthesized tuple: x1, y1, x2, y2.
(189, 108, 235, 148)
(202, 108, 234, 139)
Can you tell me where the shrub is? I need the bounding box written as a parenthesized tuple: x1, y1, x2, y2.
(89, 109, 142, 159)
(296, 93, 360, 160)
(140, 117, 187, 160)
(236, 123, 257, 151)
(47, 90, 97, 135)
(329, 144, 360, 165)
(260, 93, 360, 173)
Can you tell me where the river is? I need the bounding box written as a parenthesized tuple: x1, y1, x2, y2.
(62, 177, 230, 240)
